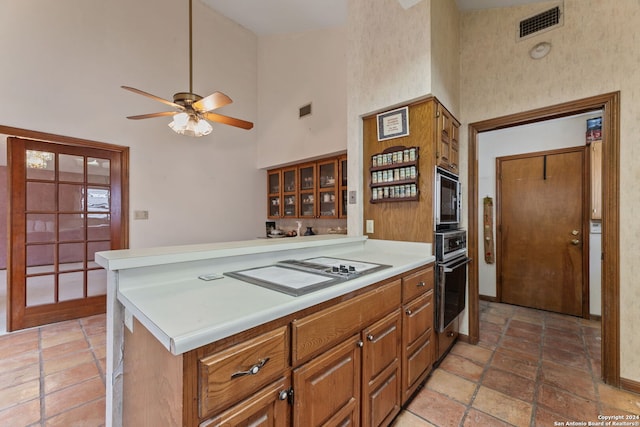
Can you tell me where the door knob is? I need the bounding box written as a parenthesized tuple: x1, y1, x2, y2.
(571, 239, 580, 245)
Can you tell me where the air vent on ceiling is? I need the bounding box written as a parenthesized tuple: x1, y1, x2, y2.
(518, 4, 563, 40)
(299, 103, 312, 119)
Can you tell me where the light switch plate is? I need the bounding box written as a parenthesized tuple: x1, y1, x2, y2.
(366, 220, 374, 234)
(349, 191, 357, 204)
(134, 210, 149, 220)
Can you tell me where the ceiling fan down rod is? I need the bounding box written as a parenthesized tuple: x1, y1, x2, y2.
(189, 0, 193, 94)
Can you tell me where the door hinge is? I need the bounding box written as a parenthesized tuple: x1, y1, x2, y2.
(288, 387, 294, 405)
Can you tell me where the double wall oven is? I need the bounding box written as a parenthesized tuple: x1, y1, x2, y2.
(434, 167, 470, 359)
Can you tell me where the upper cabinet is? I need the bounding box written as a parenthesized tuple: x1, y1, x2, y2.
(362, 98, 458, 242)
(267, 154, 346, 219)
(436, 104, 461, 174)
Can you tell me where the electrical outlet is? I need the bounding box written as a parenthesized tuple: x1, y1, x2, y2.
(366, 220, 374, 234)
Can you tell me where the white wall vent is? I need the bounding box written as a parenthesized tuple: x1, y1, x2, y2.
(517, 4, 563, 41)
(299, 103, 312, 118)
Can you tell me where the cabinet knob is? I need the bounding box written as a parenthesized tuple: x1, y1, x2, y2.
(417, 281, 425, 287)
(230, 358, 270, 379)
(447, 331, 455, 338)
(278, 390, 289, 401)
(405, 309, 412, 315)
(367, 334, 374, 341)
(357, 340, 364, 348)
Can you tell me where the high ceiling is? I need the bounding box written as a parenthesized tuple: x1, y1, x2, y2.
(202, 0, 553, 36)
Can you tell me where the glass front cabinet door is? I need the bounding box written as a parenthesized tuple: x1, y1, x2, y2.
(267, 170, 281, 218)
(282, 168, 297, 217)
(317, 159, 338, 219)
(298, 163, 316, 217)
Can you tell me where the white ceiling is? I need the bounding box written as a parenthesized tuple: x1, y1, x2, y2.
(202, 0, 553, 36)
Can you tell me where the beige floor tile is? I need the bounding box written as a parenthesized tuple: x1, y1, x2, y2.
(45, 397, 105, 427)
(407, 388, 467, 427)
(42, 350, 95, 376)
(0, 379, 40, 411)
(438, 354, 485, 382)
(41, 338, 89, 360)
(463, 408, 513, 427)
(44, 377, 105, 419)
(0, 398, 41, 426)
(425, 369, 477, 405)
(44, 361, 101, 394)
(472, 386, 532, 426)
(450, 341, 493, 365)
(0, 364, 40, 391)
(392, 411, 435, 427)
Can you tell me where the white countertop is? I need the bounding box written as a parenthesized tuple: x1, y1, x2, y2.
(97, 236, 434, 355)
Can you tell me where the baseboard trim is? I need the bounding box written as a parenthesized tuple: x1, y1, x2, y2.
(620, 377, 640, 395)
(479, 295, 497, 302)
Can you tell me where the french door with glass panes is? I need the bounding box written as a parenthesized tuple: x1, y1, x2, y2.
(8, 137, 125, 330)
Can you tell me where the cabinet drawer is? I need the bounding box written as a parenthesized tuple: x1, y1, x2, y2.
(402, 265, 434, 303)
(292, 280, 401, 365)
(198, 326, 289, 418)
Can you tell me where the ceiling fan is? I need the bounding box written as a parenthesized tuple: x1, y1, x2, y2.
(121, 0, 253, 137)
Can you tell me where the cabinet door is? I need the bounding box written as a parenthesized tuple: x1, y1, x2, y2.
(200, 375, 291, 427)
(449, 121, 460, 173)
(361, 310, 402, 427)
(293, 335, 361, 427)
(402, 291, 434, 401)
(267, 170, 282, 218)
(298, 163, 316, 217)
(282, 168, 297, 217)
(436, 107, 451, 170)
(317, 158, 338, 218)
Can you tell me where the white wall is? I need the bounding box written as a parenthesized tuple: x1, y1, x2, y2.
(346, 0, 432, 236)
(477, 112, 602, 315)
(0, 0, 263, 248)
(460, 0, 640, 381)
(256, 28, 348, 169)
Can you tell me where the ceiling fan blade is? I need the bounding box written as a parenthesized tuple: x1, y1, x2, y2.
(203, 112, 254, 130)
(126, 111, 177, 120)
(121, 86, 183, 109)
(193, 91, 233, 113)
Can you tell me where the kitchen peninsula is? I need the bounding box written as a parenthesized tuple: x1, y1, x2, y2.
(96, 235, 435, 426)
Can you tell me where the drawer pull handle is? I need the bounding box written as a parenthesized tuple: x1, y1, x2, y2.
(417, 281, 425, 287)
(231, 358, 270, 379)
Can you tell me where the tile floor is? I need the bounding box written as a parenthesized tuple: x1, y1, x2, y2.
(395, 300, 640, 426)
(0, 314, 106, 427)
(1, 301, 639, 426)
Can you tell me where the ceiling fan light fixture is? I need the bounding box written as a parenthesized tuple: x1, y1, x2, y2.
(168, 112, 212, 137)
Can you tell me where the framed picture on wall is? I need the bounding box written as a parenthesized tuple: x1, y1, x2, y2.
(377, 106, 409, 141)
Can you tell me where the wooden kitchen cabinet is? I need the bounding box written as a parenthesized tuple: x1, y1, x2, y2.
(200, 375, 291, 427)
(361, 309, 402, 427)
(401, 266, 435, 402)
(197, 325, 289, 418)
(293, 335, 362, 426)
(292, 280, 401, 427)
(267, 154, 345, 219)
(122, 264, 435, 427)
(436, 104, 461, 174)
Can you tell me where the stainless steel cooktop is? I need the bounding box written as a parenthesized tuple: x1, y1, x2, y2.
(225, 257, 391, 296)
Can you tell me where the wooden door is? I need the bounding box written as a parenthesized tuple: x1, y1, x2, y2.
(7, 137, 126, 330)
(497, 147, 586, 316)
(361, 310, 401, 427)
(293, 335, 361, 427)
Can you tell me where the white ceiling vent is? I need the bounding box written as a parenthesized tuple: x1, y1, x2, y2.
(517, 3, 563, 41)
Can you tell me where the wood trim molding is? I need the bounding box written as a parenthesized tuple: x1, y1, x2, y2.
(620, 377, 640, 395)
(466, 92, 620, 387)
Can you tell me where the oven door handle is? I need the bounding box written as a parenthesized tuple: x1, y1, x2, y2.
(441, 256, 472, 273)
